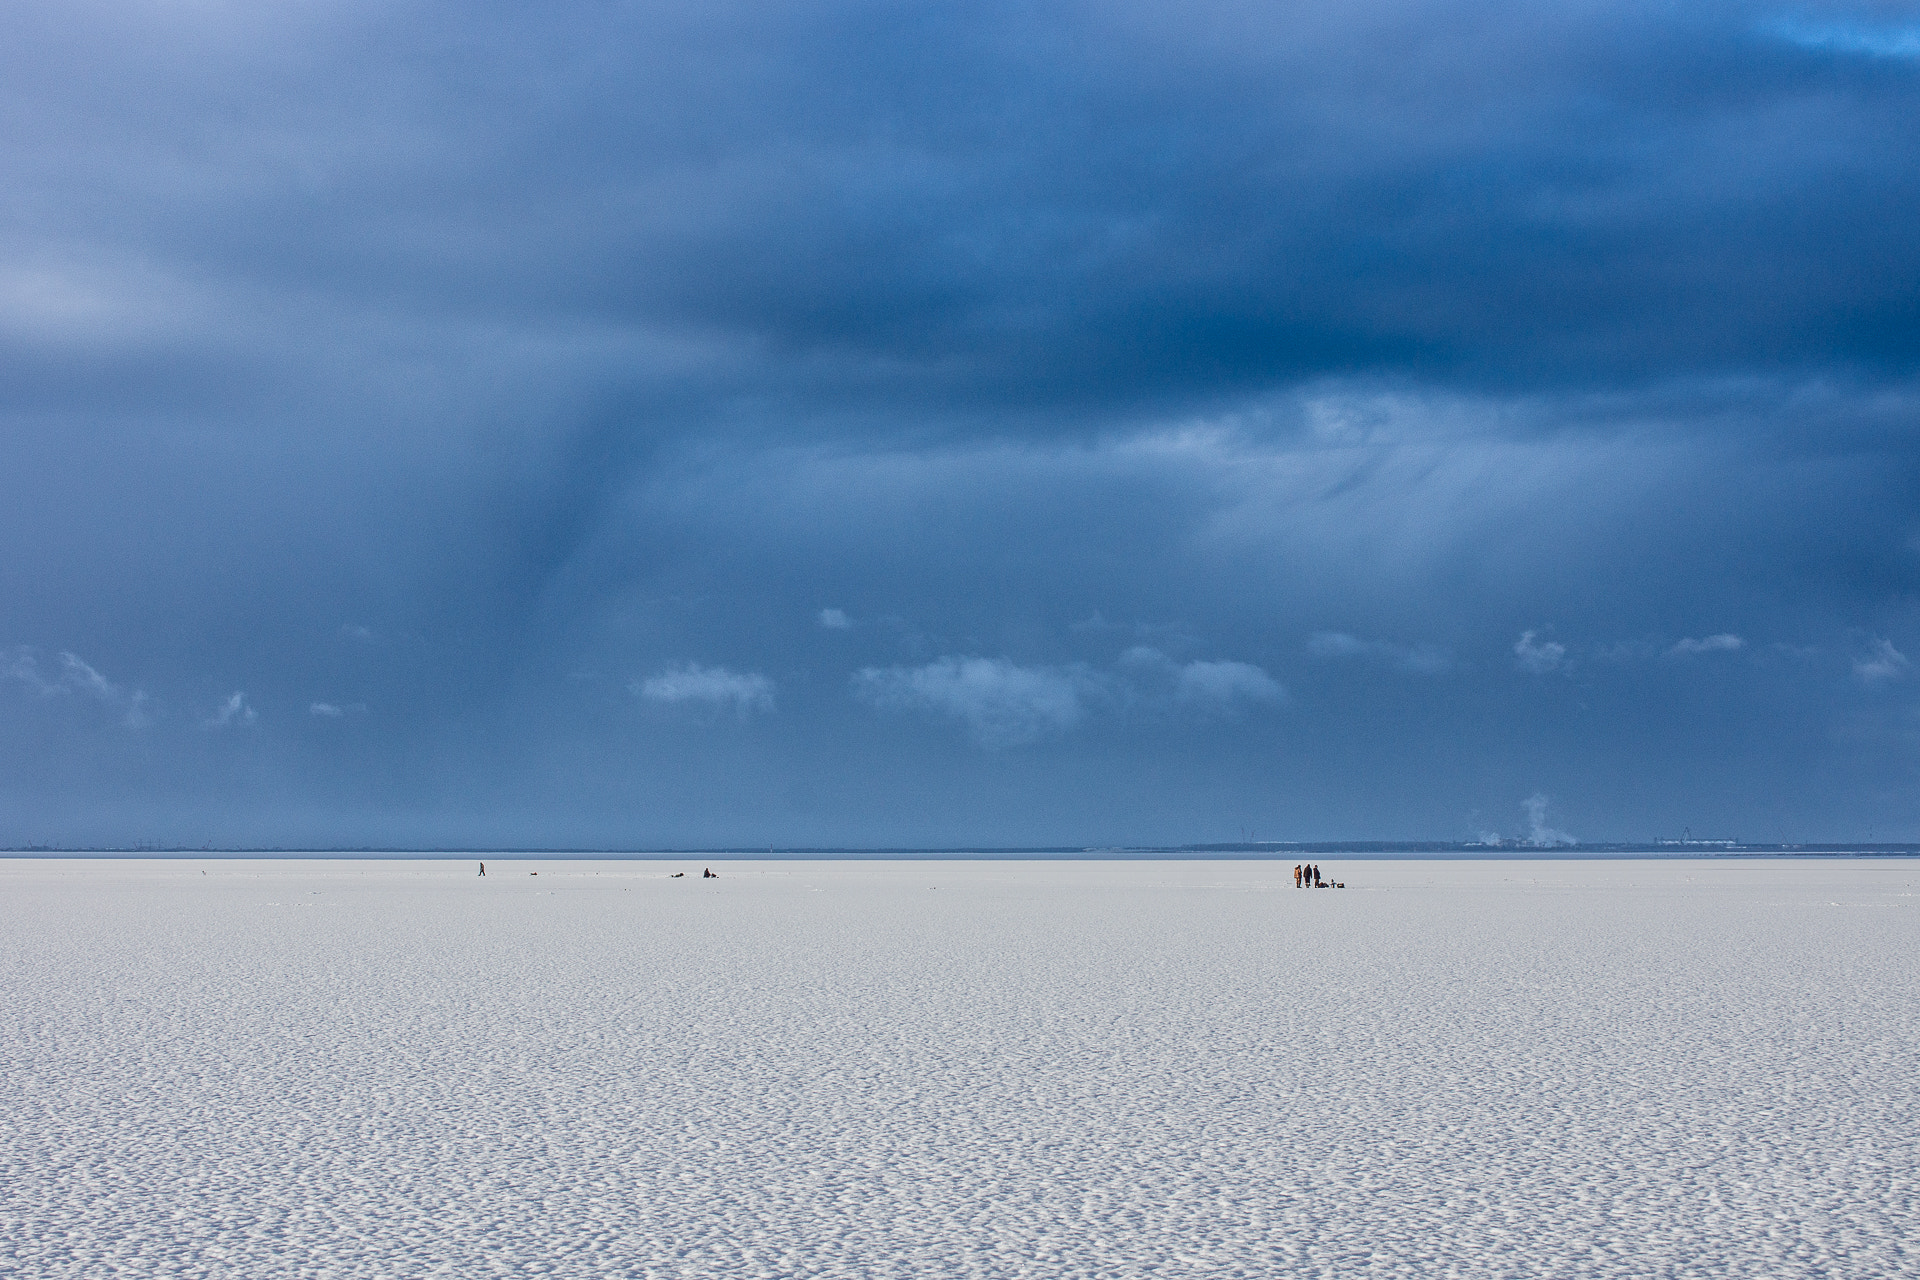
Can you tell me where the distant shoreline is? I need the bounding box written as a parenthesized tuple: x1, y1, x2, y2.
(5, 843, 1919, 860)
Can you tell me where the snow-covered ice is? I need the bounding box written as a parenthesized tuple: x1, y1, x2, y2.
(2, 856, 1916, 1278)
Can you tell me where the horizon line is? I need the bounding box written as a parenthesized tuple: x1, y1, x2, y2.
(6, 840, 1920, 859)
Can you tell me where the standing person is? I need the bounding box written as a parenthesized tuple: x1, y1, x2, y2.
(1293, 863, 1302, 889)
(478, 862, 486, 877)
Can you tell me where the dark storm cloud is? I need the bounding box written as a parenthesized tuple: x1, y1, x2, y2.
(11, 0, 1920, 410)
(3, 0, 1920, 844)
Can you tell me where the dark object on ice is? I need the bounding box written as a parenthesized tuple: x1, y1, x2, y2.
(703, 867, 716, 878)
(670, 872, 685, 878)
(478, 862, 486, 877)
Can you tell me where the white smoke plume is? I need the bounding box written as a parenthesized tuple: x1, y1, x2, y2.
(1523, 793, 1577, 847)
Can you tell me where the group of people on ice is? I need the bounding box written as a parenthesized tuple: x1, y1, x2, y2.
(1294, 863, 1341, 888)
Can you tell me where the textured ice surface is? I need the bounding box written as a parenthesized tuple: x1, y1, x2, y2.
(2, 857, 1917, 1278)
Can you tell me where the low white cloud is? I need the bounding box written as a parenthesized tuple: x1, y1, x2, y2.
(1121, 647, 1286, 711)
(3, 646, 151, 727)
(1307, 631, 1451, 674)
(817, 608, 852, 629)
(1175, 659, 1286, 707)
(1764, 17, 1920, 59)
(205, 692, 257, 728)
(1853, 637, 1909, 685)
(636, 664, 776, 716)
(1670, 633, 1744, 656)
(2, 647, 58, 696)
(858, 649, 1284, 746)
(60, 653, 118, 701)
(311, 702, 343, 717)
(854, 657, 1100, 746)
(1514, 630, 1567, 674)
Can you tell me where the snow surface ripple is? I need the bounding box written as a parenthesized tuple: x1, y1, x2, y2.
(1, 858, 1916, 1278)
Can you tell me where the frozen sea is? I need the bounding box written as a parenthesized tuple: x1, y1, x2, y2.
(2, 857, 1916, 1278)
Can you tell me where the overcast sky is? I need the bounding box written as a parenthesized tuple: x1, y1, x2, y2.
(4, 0, 1918, 847)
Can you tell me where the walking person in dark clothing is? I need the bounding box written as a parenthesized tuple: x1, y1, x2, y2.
(479, 862, 486, 877)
